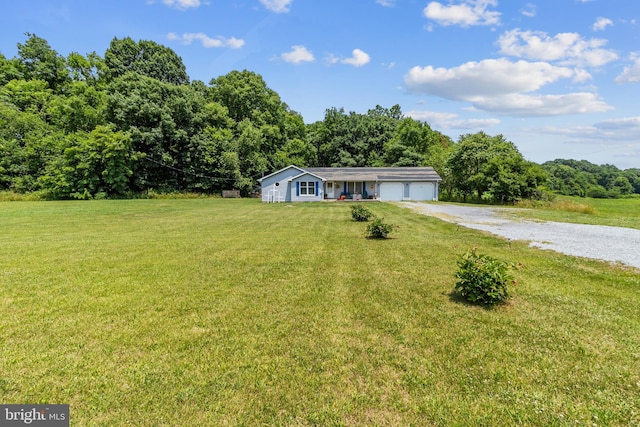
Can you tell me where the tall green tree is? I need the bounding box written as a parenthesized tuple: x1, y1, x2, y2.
(0, 102, 58, 192)
(16, 33, 69, 92)
(47, 81, 107, 133)
(0, 53, 23, 85)
(40, 126, 137, 199)
(209, 70, 303, 178)
(447, 131, 546, 202)
(104, 37, 189, 85)
(67, 51, 105, 85)
(310, 105, 399, 167)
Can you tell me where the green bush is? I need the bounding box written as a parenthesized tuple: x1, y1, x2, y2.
(454, 248, 514, 305)
(351, 204, 373, 222)
(365, 217, 397, 239)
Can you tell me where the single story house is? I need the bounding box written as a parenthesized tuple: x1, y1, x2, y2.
(258, 165, 441, 202)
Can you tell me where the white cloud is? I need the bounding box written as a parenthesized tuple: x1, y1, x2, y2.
(324, 54, 340, 65)
(593, 17, 613, 32)
(535, 117, 640, 145)
(497, 29, 618, 67)
(616, 53, 640, 83)
(404, 58, 612, 117)
(473, 92, 612, 116)
(341, 49, 371, 67)
(148, 0, 201, 9)
(423, 0, 501, 27)
(406, 110, 500, 129)
(521, 3, 536, 18)
(376, 0, 396, 6)
(167, 32, 244, 49)
(595, 117, 640, 131)
(281, 45, 314, 63)
(404, 58, 577, 100)
(259, 0, 292, 13)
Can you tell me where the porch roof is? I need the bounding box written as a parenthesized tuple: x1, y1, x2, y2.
(305, 167, 441, 182)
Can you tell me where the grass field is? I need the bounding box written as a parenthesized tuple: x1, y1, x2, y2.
(513, 196, 640, 230)
(1, 199, 639, 426)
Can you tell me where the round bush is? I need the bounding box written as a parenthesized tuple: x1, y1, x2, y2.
(351, 204, 373, 222)
(454, 248, 513, 305)
(365, 217, 396, 239)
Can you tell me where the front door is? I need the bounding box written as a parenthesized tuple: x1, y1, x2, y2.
(326, 182, 334, 198)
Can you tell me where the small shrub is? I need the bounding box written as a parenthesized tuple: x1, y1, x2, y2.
(454, 248, 514, 306)
(365, 217, 397, 239)
(351, 204, 373, 222)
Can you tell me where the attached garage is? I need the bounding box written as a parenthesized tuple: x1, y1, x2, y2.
(379, 182, 404, 201)
(410, 182, 436, 201)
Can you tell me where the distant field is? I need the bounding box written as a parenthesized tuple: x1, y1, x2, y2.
(1, 199, 639, 426)
(513, 196, 640, 229)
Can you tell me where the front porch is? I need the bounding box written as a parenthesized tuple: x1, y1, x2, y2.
(324, 181, 377, 201)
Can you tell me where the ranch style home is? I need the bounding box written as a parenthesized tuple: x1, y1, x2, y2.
(258, 165, 442, 202)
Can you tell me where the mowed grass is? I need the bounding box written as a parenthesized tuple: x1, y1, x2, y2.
(1, 199, 639, 426)
(513, 196, 640, 229)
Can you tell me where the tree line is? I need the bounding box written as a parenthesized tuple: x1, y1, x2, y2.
(1, 34, 638, 201)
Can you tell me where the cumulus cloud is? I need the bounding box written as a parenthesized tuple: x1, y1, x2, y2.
(616, 53, 640, 83)
(497, 29, 618, 67)
(167, 32, 245, 49)
(404, 58, 612, 117)
(281, 45, 314, 63)
(593, 17, 613, 32)
(423, 0, 501, 27)
(406, 110, 500, 129)
(404, 58, 578, 100)
(259, 0, 292, 13)
(341, 49, 371, 67)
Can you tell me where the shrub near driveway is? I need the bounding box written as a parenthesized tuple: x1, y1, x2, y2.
(0, 199, 639, 425)
(454, 248, 514, 306)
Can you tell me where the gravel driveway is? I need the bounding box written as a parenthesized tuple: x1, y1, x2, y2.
(399, 202, 640, 270)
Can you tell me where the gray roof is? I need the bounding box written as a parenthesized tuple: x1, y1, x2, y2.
(304, 167, 441, 182)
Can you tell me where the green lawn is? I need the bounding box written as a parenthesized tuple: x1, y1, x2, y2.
(1, 199, 639, 426)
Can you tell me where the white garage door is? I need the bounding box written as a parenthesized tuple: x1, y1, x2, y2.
(410, 182, 435, 201)
(379, 182, 404, 201)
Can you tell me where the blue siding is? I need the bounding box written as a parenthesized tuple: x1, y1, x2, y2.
(290, 175, 324, 202)
(259, 166, 304, 202)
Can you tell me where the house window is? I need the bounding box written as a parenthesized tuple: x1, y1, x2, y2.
(300, 181, 315, 196)
(347, 182, 363, 194)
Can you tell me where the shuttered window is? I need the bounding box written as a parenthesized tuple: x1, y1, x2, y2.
(299, 181, 315, 196)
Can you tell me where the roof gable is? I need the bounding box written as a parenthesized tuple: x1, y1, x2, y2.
(289, 171, 326, 182)
(257, 165, 306, 182)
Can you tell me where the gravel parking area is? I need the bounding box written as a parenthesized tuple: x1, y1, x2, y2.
(399, 202, 640, 270)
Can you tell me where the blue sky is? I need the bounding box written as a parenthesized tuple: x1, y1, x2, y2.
(1, 0, 640, 169)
